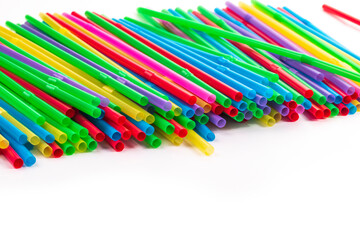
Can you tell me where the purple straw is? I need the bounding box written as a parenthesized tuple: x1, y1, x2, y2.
(207, 112, 226, 128)
(268, 102, 289, 116)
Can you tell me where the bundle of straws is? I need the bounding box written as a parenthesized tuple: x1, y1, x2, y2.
(0, 0, 360, 168)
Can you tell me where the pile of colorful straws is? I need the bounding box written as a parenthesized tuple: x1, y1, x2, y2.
(0, 0, 360, 168)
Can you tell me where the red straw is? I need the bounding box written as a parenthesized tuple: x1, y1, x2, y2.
(106, 120, 132, 140)
(335, 103, 349, 116)
(0, 146, 24, 169)
(223, 105, 238, 117)
(100, 106, 126, 125)
(123, 120, 146, 141)
(73, 113, 105, 142)
(323, 5, 360, 26)
(48, 142, 64, 158)
(168, 119, 188, 138)
(211, 102, 224, 115)
(105, 136, 125, 152)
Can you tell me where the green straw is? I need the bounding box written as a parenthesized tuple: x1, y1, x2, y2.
(153, 113, 175, 134)
(232, 112, 245, 122)
(69, 121, 89, 138)
(82, 135, 97, 151)
(144, 134, 162, 148)
(194, 114, 209, 124)
(174, 114, 195, 130)
(58, 141, 76, 155)
(325, 102, 340, 117)
(153, 105, 174, 120)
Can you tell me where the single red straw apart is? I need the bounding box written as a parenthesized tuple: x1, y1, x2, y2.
(73, 113, 105, 142)
(323, 5, 360, 26)
(100, 106, 126, 125)
(0, 146, 24, 169)
(0, 67, 76, 118)
(168, 119, 188, 138)
(105, 136, 125, 152)
(286, 110, 299, 122)
(48, 142, 64, 158)
(47, 13, 198, 106)
(93, 12, 243, 102)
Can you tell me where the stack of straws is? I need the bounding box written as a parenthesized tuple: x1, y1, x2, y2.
(1, 0, 360, 168)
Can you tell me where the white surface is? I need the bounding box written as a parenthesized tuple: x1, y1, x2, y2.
(1, 0, 360, 239)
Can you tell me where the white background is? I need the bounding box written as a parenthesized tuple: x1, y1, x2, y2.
(1, 0, 360, 239)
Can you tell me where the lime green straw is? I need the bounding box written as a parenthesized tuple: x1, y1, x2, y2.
(45, 116, 80, 143)
(325, 103, 339, 117)
(153, 105, 174, 120)
(144, 134, 162, 148)
(194, 114, 209, 124)
(82, 135, 97, 151)
(153, 113, 175, 134)
(174, 115, 195, 130)
(252, 108, 264, 119)
(69, 121, 89, 138)
(136, 7, 360, 81)
(232, 112, 245, 122)
(108, 102, 121, 112)
(58, 141, 76, 155)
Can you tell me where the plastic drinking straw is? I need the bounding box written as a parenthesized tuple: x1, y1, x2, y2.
(0, 67, 76, 118)
(194, 114, 209, 125)
(122, 120, 146, 141)
(0, 107, 40, 145)
(45, 117, 79, 143)
(171, 103, 182, 116)
(108, 17, 243, 102)
(194, 122, 215, 142)
(157, 126, 183, 146)
(269, 108, 282, 122)
(173, 115, 196, 130)
(210, 102, 224, 114)
(34, 139, 53, 157)
(223, 105, 239, 117)
(48, 141, 63, 158)
(0, 130, 36, 167)
(22, 22, 166, 110)
(71, 139, 87, 152)
(105, 136, 124, 152)
(152, 113, 175, 134)
(0, 145, 24, 169)
(99, 106, 125, 125)
(136, 7, 360, 81)
(0, 112, 27, 145)
(40, 122, 66, 144)
(106, 120, 131, 140)
(352, 100, 360, 111)
(68, 120, 88, 138)
(258, 104, 271, 115)
(166, 119, 187, 138)
(323, 4, 360, 27)
(286, 110, 300, 122)
(184, 129, 214, 155)
(258, 115, 275, 126)
(126, 117, 154, 136)
(0, 41, 105, 108)
(0, 67, 71, 126)
(232, 99, 247, 111)
(0, 133, 9, 149)
(58, 141, 75, 155)
(324, 102, 339, 117)
(85, 115, 121, 141)
(206, 112, 226, 128)
(82, 135, 97, 151)
(345, 102, 357, 115)
(144, 134, 161, 148)
(0, 98, 54, 143)
(268, 102, 289, 116)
